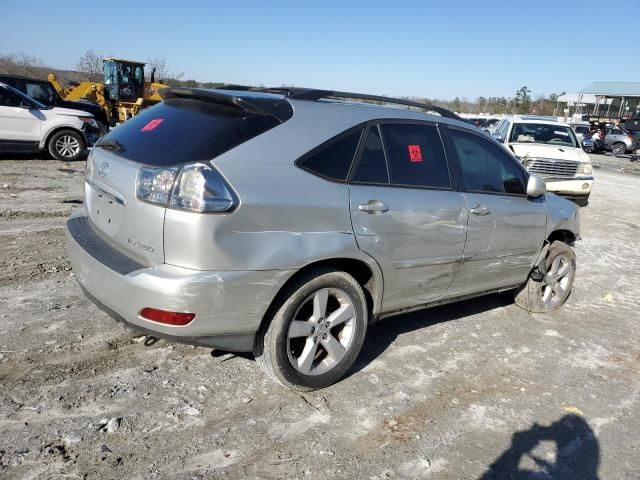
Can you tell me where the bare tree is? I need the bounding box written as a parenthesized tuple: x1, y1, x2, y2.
(147, 56, 184, 84)
(0, 53, 45, 78)
(76, 50, 103, 82)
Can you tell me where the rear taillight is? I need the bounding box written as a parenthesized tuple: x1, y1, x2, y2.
(136, 162, 237, 213)
(140, 307, 195, 326)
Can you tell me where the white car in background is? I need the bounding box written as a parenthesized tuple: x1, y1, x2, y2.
(493, 116, 593, 206)
(0, 82, 100, 161)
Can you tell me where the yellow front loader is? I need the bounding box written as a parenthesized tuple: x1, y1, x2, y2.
(49, 57, 168, 125)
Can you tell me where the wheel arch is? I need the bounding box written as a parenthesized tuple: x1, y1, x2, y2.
(547, 228, 577, 246)
(255, 256, 383, 350)
(40, 125, 86, 151)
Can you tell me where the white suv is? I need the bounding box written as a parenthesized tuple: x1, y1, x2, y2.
(0, 82, 99, 160)
(493, 116, 593, 206)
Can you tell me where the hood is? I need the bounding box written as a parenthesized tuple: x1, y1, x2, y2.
(49, 106, 94, 117)
(62, 99, 102, 114)
(510, 143, 589, 163)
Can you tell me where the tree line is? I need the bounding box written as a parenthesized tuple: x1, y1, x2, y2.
(1, 51, 565, 115)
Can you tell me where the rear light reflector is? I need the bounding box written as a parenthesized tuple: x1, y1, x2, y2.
(140, 307, 195, 326)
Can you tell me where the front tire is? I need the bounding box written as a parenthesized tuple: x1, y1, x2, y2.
(515, 241, 576, 313)
(574, 195, 590, 207)
(48, 130, 85, 161)
(255, 268, 368, 391)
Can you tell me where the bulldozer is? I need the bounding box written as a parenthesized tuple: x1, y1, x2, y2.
(48, 57, 169, 126)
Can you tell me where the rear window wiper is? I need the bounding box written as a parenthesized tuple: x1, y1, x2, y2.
(94, 138, 124, 152)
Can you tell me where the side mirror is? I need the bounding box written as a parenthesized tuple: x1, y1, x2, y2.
(492, 133, 504, 142)
(527, 174, 546, 198)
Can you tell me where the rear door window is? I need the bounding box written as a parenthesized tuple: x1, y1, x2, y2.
(380, 123, 450, 189)
(0, 86, 22, 107)
(99, 98, 285, 166)
(298, 128, 363, 182)
(0, 78, 19, 89)
(450, 129, 526, 195)
(351, 125, 389, 184)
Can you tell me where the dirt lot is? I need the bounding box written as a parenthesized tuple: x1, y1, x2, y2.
(1, 153, 639, 480)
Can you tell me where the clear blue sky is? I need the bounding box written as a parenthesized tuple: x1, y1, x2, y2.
(3, 0, 639, 100)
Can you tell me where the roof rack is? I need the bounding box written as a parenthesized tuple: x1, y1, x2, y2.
(217, 85, 462, 121)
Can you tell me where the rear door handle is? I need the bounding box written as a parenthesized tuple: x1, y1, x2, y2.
(470, 204, 491, 216)
(358, 200, 389, 214)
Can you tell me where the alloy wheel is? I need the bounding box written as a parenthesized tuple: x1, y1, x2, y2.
(612, 143, 625, 155)
(55, 135, 81, 158)
(286, 288, 356, 376)
(541, 254, 573, 308)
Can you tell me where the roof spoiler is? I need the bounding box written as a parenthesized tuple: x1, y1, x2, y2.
(158, 87, 293, 123)
(216, 85, 462, 121)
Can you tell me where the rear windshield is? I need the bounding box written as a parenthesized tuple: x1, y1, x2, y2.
(100, 98, 284, 166)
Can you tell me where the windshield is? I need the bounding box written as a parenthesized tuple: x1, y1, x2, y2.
(510, 123, 578, 148)
(103, 61, 117, 85)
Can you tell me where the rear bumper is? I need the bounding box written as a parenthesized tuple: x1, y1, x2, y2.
(66, 209, 293, 352)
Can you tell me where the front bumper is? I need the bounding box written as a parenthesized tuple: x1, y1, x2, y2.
(82, 123, 103, 147)
(544, 176, 593, 196)
(66, 209, 293, 352)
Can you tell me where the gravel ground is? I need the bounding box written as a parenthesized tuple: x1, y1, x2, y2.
(0, 154, 639, 479)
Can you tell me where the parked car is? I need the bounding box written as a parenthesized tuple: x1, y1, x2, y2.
(485, 117, 502, 133)
(0, 82, 100, 160)
(464, 116, 501, 134)
(0, 74, 108, 132)
(67, 87, 580, 390)
(493, 116, 593, 206)
(571, 125, 603, 153)
(571, 124, 591, 142)
(599, 126, 637, 154)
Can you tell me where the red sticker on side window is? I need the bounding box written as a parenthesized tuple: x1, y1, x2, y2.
(408, 144, 422, 162)
(141, 118, 164, 131)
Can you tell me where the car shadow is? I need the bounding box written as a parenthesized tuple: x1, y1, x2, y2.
(0, 151, 89, 162)
(349, 291, 514, 376)
(479, 414, 600, 479)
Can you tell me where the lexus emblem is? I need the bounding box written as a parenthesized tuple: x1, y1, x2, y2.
(98, 161, 109, 177)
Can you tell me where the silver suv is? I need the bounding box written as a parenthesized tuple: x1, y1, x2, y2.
(602, 126, 637, 154)
(67, 87, 580, 390)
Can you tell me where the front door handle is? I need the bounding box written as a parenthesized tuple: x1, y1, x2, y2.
(470, 204, 491, 216)
(358, 200, 389, 214)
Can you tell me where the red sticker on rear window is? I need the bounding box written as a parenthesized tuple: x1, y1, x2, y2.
(141, 118, 164, 131)
(408, 144, 422, 162)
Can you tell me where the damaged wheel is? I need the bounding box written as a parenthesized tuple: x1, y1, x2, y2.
(515, 241, 576, 313)
(254, 268, 367, 391)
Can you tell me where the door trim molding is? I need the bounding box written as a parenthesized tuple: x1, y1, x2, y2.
(392, 255, 461, 269)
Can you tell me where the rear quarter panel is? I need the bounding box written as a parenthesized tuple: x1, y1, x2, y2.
(163, 161, 360, 271)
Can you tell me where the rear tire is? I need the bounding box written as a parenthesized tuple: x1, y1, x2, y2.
(254, 268, 368, 391)
(48, 129, 85, 161)
(514, 241, 576, 313)
(611, 142, 626, 155)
